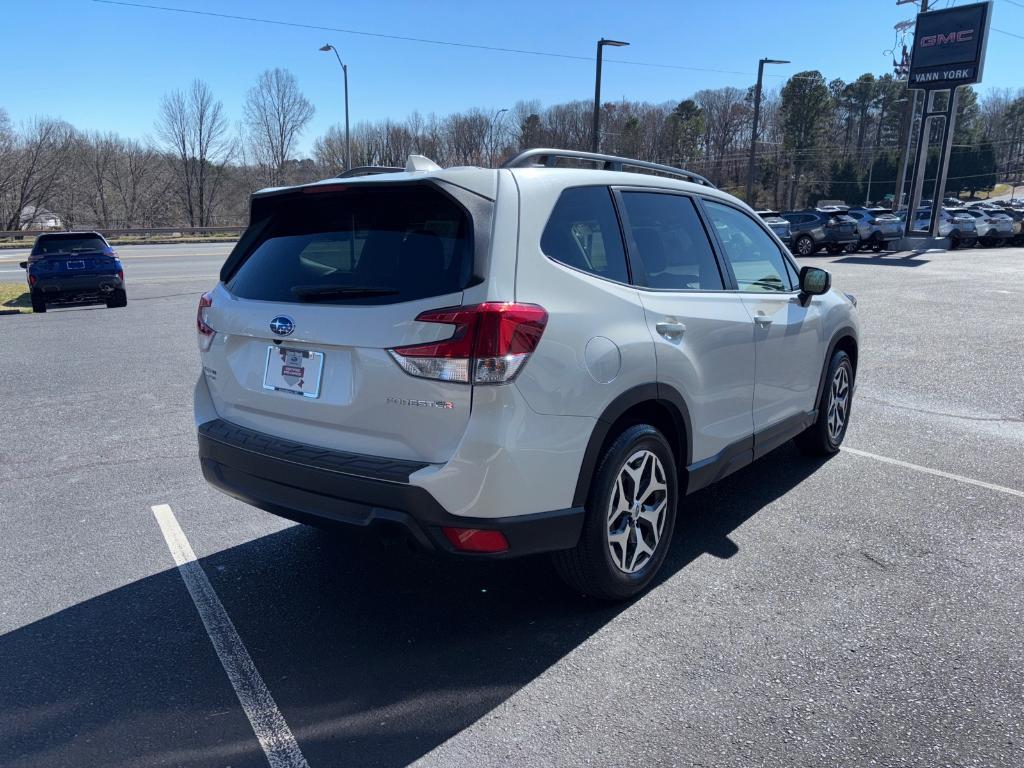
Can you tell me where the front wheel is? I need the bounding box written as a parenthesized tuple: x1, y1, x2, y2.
(30, 291, 46, 313)
(552, 424, 677, 601)
(949, 234, 961, 250)
(795, 350, 854, 456)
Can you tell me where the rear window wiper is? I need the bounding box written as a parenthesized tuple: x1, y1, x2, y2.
(291, 285, 399, 301)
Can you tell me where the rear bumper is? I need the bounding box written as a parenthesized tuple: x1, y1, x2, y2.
(198, 418, 584, 558)
(36, 275, 122, 299)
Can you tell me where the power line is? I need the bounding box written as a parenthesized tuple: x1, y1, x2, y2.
(992, 27, 1024, 40)
(91, 0, 759, 78)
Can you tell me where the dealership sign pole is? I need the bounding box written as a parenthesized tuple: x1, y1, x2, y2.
(903, 0, 992, 239)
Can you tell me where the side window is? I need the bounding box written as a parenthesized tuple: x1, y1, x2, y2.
(619, 192, 724, 290)
(703, 200, 795, 292)
(540, 187, 629, 283)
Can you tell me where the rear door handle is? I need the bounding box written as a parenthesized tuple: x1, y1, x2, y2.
(753, 315, 773, 328)
(655, 320, 686, 340)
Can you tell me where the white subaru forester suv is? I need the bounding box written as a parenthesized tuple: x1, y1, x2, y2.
(195, 149, 859, 600)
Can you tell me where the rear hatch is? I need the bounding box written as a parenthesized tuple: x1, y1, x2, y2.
(30, 233, 117, 276)
(201, 181, 490, 465)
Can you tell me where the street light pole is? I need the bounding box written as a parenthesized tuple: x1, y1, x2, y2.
(745, 57, 789, 205)
(320, 44, 350, 170)
(592, 38, 629, 154)
(488, 108, 508, 165)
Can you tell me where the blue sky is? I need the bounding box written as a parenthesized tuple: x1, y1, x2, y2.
(4, 0, 1022, 154)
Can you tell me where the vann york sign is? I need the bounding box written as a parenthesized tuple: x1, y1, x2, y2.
(908, 1, 992, 89)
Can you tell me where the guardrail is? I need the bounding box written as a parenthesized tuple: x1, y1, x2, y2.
(0, 226, 245, 240)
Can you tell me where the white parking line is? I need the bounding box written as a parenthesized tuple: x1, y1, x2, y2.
(151, 504, 310, 768)
(841, 447, 1024, 500)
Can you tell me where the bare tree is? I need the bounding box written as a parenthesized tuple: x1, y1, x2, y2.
(244, 68, 315, 186)
(156, 79, 234, 227)
(0, 117, 75, 231)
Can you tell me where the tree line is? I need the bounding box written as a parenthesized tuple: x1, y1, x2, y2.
(2, 68, 1022, 232)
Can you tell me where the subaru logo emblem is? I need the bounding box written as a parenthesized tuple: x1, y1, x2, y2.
(269, 315, 295, 336)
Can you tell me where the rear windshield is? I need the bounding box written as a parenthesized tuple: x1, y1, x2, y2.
(32, 234, 107, 256)
(226, 184, 472, 305)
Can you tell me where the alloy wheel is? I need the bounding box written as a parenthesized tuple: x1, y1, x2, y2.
(827, 365, 851, 443)
(607, 449, 668, 574)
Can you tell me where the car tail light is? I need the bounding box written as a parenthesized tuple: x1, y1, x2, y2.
(117, 269, 124, 281)
(28, 274, 37, 287)
(389, 302, 548, 385)
(442, 527, 509, 553)
(197, 291, 215, 345)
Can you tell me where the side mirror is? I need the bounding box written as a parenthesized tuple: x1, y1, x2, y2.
(799, 266, 831, 298)
(18, 261, 27, 269)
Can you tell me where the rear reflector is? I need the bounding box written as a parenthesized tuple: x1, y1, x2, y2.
(390, 302, 548, 385)
(442, 527, 510, 553)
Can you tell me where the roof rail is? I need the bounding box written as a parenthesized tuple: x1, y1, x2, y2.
(337, 166, 403, 179)
(501, 148, 715, 188)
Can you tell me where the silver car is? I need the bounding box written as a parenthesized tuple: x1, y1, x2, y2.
(194, 149, 860, 600)
(846, 208, 903, 251)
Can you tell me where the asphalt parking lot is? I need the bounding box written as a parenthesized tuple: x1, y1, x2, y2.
(1, 244, 1022, 768)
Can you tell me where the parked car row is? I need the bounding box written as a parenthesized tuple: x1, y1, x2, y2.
(759, 199, 1024, 255)
(757, 207, 896, 256)
(902, 204, 1022, 249)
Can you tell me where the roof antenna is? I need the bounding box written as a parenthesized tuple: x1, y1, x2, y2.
(405, 155, 441, 173)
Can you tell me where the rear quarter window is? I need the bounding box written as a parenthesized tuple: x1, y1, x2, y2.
(540, 186, 630, 284)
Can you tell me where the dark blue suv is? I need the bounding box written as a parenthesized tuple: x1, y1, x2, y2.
(20, 232, 126, 313)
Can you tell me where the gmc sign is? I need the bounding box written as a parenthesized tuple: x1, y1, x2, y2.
(919, 30, 974, 48)
(908, 1, 991, 88)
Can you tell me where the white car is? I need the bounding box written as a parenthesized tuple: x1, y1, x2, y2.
(913, 208, 978, 249)
(961, 208, 1014, 245)
(195, 149, 860, 600)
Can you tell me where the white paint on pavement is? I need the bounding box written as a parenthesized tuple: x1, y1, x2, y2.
(150, 504, 310, 768)
(841, 447, 1024, 500)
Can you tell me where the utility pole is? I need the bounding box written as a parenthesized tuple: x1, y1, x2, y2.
(865, 97, 907, 205)
(893, 0, 927, 211)
(745, 58, 789, 205)
(592, 38, 629, 153)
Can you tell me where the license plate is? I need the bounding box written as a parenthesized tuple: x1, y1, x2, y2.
(262, 346, 324, 398)
(67, 261, 85, 270)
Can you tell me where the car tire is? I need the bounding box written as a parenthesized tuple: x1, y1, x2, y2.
(106, 288, 128, 308)
(795, 349, 854, 457)
(844, 242, 858, 254)
(30, 291, 47, 313)
(949, 234, 961, 250)
(794, 235, 815, 257)
(552, 424, 678, 601)
(826, 244, 843, 255)
(870, 239, 883, 252)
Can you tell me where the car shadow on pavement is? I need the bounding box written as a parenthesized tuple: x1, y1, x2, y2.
(834, 253, 930, 267)
(0, 444, 831, 768)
